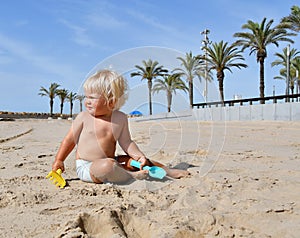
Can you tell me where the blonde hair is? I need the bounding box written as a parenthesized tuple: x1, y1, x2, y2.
(83, 70, 128, 110)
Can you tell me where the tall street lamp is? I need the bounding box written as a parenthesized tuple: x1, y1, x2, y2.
(296, 69, 299, 102)
(286, 44, 290, 98)
(201, 29, 211, 102)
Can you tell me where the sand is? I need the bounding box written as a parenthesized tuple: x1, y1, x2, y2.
(0, 118, 299, 237)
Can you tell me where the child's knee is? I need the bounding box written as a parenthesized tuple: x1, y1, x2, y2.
(90, 158, 115, 180)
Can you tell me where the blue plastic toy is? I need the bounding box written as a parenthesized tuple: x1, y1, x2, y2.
(130, 160, 166, 179)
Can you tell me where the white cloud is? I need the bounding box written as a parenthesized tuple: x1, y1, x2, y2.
(126, 10, 176, 34)
(86, 12, 126, 29)
(0, 32, 78, 78)
(59, 19, 96, 47)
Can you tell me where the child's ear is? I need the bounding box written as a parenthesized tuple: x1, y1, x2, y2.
(108, 99, 116, 110)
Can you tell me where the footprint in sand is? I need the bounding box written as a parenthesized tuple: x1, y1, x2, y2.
(59, 210, 127, 237)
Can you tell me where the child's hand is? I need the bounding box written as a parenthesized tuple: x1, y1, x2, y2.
(137, 156, 149, 170)
(52, 160, 65, 172)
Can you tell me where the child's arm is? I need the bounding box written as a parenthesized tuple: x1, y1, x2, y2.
(118, 114, 148, 167)
(52, 113, 84, 172)
(52, 128, 76, 172)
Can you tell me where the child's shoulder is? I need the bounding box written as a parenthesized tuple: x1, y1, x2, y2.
(113, 110, 127, 117)
(73, 111, 90, 121)
(75, 111, 88, 118)
(112, 110, 128, 122)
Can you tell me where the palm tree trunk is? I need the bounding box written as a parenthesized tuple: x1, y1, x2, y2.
(50, 98, 54, 117)
(70, 102, 73, 118)
(167, 91, 172, 113)
(188, 79, 193, 108)
(259, 57, 265, 104)
(217, 71, 225, 104)
(148, 79, 153, 115)
(60, 103, 63, 115)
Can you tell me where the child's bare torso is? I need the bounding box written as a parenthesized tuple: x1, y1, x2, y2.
(75, 111, 125, 161)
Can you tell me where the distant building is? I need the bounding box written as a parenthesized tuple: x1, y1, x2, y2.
(233, 94, 242, 100)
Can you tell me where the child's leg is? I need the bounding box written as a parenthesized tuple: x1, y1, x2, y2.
(115, 155, 189, 179)
(148, 160, 190, 179)
(90, 158, 147, 184)
(116, 155, 165, 170)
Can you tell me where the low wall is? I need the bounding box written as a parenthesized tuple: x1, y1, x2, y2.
(192, 102, 300, 121)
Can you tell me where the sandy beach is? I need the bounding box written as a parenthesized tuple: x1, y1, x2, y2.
(0, 118, 299, 237)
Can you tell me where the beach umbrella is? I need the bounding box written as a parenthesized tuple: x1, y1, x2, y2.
(129, 110, 143, 116)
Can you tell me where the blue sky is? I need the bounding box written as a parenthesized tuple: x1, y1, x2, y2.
(0, 0, 299, 115)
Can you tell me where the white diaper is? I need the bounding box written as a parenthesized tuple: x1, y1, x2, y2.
(76, 159, 93, 182)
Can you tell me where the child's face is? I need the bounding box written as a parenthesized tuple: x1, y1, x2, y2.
(84, 91, 112, 117)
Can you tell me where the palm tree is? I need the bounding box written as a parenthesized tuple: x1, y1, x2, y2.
(67, 92, 77, 118)
(271, 46, 300, 94)
(234, 18, 295, 103)
(131, 59, 168, 115)
(203, 41, 247, 103)
(281, 5, 300, 32)
(292, 57, 300, 94)
(57, 89, 69, 116)
(273, 68, 299, 95)
(76, 95, 85, 112)
(173, 51, 205, 107)
(152, 73, 188, 112)
(38, 83, 60, 117)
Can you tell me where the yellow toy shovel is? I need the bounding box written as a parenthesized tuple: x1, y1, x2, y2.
(46, 169, 66, 188)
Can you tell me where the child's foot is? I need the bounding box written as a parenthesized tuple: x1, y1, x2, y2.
(165, 168, 190, 179)
(130, 170, 149, 180)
